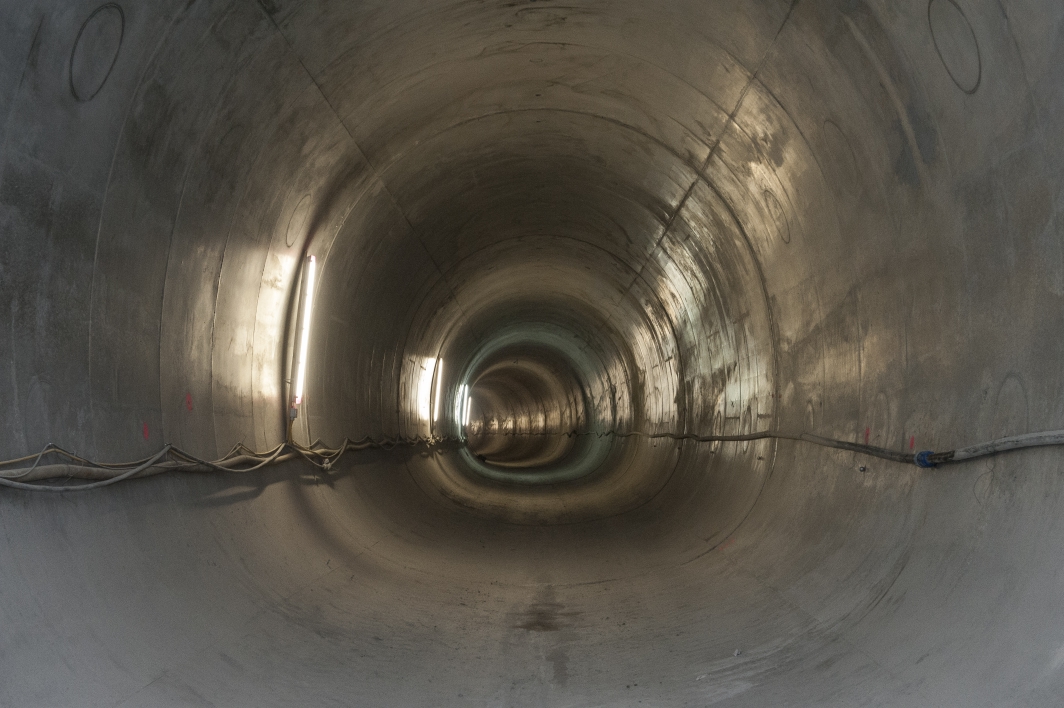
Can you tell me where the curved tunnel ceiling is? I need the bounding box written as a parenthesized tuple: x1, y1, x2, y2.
(2, 0, 1064, 705)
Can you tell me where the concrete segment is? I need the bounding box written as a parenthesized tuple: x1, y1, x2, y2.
(1, 0, 1063, 705)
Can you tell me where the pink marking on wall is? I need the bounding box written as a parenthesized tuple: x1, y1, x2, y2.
(186, 393, 193, 411)
(142, 422, 150, 440)
(864, 427, 870, 445)
(909, 435, 915, 450)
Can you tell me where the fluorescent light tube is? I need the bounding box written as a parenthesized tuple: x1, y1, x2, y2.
(293, 255, 316, 408)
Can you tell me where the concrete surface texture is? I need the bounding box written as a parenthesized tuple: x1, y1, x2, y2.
(1, 0, 1063, 705)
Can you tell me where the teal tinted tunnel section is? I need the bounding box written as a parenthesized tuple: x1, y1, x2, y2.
(2, 1, 1064, 705)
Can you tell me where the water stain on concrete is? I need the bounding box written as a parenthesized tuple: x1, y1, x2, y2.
(513, 600, 581, 632)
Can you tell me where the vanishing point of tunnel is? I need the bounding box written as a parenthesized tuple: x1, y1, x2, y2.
(2, 0, 1064, 706)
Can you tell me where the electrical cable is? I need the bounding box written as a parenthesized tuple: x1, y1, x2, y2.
(0, 446, 173, 492)
(0, 427, 1062, 491)
(0, 435, 461, 491)
(550, 427, 1062, 466)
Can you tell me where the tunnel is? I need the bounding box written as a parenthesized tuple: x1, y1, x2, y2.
(2, 0, 1064, 705)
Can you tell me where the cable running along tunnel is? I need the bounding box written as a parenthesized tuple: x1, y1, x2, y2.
(2, 0, 1064, 705)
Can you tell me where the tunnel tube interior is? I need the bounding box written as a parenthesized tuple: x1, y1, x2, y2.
(2, 0, 1064, 705)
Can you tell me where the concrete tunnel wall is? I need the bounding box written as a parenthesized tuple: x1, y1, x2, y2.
(1, 0, 1063, 705)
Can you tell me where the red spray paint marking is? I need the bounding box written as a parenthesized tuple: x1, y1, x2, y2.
(718, 537, 736, 551)
(185, 393, 193, 411)
(142, 422, 150, 440)
(909, 435, 915, 450)
(864, 427, 870, 445)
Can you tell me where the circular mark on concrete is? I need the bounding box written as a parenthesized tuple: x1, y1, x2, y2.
(973, 469, 993, 505)
(286, 194, 312, 248)
(215, 124, 247, 166)
(979, 374, 1028, 478)
(763, 189, 790, 244)
(822, 120, 861, 193)
(992, 374, 1029, 437)
(866, 391, 891, 449)
(928, 0, 981, 94)
(70, 3, 125, 102)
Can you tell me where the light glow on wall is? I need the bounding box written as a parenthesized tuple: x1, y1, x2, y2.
(432, 359, 443, 423)
(290, 255, 316, 416)
(455, 384, 468, 432)
(417, 357, 436, 422)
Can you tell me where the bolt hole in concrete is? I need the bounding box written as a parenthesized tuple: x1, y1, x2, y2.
(2, 1, 1064, 706)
